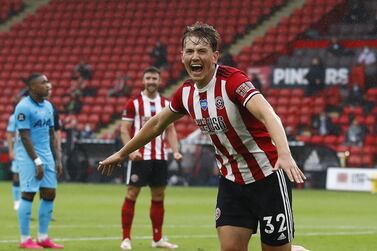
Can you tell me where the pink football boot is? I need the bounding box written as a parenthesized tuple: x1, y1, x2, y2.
(37, 238, 64, 249)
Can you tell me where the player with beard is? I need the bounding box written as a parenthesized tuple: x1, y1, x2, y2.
(119, 66, 182, 250)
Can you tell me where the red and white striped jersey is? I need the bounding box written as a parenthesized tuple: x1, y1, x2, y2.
(170, 65, 277, 184)
(122, 92, 170, 160)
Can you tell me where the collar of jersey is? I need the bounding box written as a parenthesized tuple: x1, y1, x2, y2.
(141, 91, 160, 102)
(28, 96, 45, 106)
(195, 64, 218, 93)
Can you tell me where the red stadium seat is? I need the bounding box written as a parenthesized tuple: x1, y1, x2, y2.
(347, 155, 362, 167)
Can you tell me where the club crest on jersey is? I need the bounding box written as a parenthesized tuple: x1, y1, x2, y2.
(215, 96, 224, 110)
(17, 113, 25, 121)
(236, 81, 255, 97)
(200, 99, 208, 111)
(130, 174, 139, 183)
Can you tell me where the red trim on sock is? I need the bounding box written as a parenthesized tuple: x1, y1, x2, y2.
(122, 198, 136, 240)
(150, 200, 164, 242)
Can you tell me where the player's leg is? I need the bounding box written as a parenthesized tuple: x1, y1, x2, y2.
(150, 186, 165, 242)
(121, 160, 146, 250)
(12, 172, 21, 210)
(18, 162, 41, 248)
(215, 176, 257, 251)
(120, 185, 141, 250)
(36, 166, 63, 248)
(257, 170, 295, 251)
(122, 185, 141, 238)
(18, 192, 37, 245)
(217, 226, 253, 251)
(149, 160, 177, 249)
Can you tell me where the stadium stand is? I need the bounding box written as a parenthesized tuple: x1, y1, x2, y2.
(0, 0, 375, 168)
(0, 0, 287, 140)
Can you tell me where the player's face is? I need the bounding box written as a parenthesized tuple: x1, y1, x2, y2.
(182, 36, 219, 87)
(46, 83, 52, 99)
(143, 72, 160, 95)
(30, 75, 50, 98)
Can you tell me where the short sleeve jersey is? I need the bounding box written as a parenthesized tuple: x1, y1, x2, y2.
(6, 113, 17, 152)
(170, 65, 277, 185)
(14, 96, 55, 163)
(122, 92, 170, 160)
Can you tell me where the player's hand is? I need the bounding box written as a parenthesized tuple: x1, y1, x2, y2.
(97, 151, 124, 176)
(173, 152, 182, 162)
(129, 151, 142, 161)
(272, 153, 306, 183)
(55, 160, 63, 178)
(35, 164, 44, 180)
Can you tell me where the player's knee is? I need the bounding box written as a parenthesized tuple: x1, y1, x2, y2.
(221, 242, 247, 251)
(127, 187, 140, 200)
(22, 192, 36, 202)
(151, 187, 165, 200)
(40, 188, 56, 201)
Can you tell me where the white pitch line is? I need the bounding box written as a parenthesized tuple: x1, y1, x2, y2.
(2, 224, 377, 230)
(0, 231, 376, 244)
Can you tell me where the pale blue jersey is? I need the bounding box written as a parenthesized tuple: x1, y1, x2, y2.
(14, 96, 55, 165)
(6, 113, 17, 150)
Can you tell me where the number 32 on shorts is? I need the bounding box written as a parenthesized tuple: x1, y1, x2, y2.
(263, 214, 287, 234)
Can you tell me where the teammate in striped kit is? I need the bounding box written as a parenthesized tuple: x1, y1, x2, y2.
(119, 66, 181, 250)
(99, 24, 307, 251)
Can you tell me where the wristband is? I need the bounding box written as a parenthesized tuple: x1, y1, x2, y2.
(34, 157, 43, 166)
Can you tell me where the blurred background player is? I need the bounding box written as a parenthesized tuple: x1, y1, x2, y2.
(15, 73, 63, 249)
(119, 66, 181, 250)
(98, 23, 307, 251)
(6, 110, 21, 211)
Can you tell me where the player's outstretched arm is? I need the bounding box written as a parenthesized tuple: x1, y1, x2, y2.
(246, 94, 306, 183)
(98, 107, 183, 175)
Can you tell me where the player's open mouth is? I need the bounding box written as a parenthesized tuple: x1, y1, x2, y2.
(191, 64, 203, 73)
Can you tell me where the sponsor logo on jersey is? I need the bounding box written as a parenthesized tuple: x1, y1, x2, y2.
(17, 113, 25, 121)
(215, 96, 225, 110)
(215, 208, 221, 221)
(195, 116, 228, 134)
(236, 81, 255, 97)
(33, 118, 52, 128)
(200, 99, 208, 111)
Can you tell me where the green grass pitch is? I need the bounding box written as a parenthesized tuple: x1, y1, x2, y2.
(0, 182, 376, 250)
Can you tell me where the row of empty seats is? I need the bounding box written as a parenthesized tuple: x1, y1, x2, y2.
(0, 0, 287, 140)
(235, 0, 346, 71)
